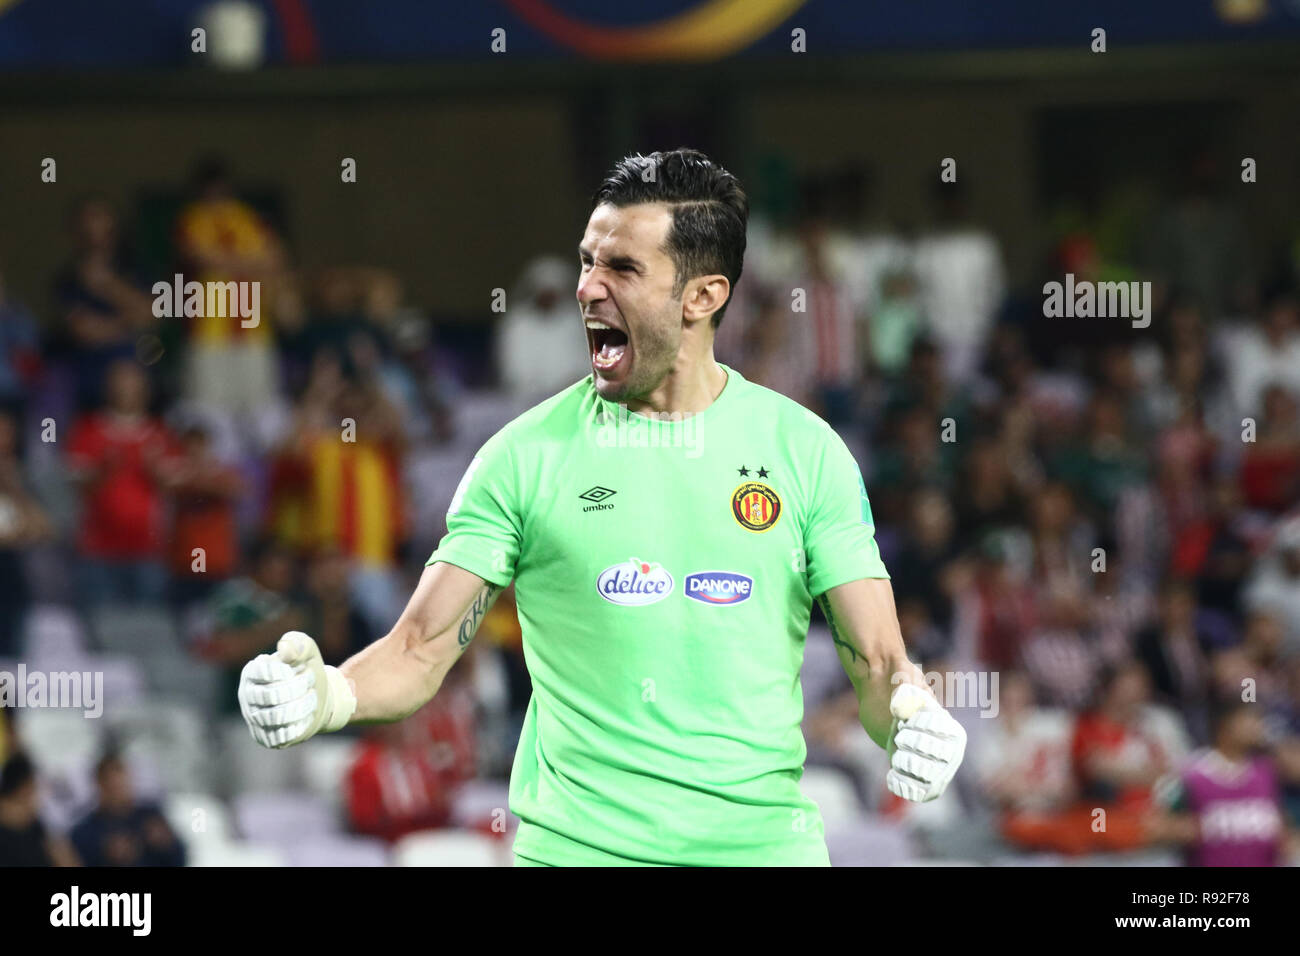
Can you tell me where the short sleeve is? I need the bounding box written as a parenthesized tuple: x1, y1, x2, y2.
(804, 428, 889, 597)
(426, 435, 521, 588)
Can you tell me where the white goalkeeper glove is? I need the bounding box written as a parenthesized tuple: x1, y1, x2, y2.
(885, 682, 967, 803)
(238, 631, 357, 749)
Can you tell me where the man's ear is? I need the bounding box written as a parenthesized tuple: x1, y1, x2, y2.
(683, 275, 730, 325)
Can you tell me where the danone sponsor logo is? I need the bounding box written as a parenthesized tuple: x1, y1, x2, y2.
(597, 558, 674, 606)
(684, 571, 754, 606)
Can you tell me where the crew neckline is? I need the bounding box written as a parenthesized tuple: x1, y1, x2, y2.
(596, 363, 741, 429)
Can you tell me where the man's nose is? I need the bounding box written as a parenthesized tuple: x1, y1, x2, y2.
(576, 269, 606, 306)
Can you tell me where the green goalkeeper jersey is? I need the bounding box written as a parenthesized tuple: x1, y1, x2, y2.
(427, 365, 889, 865)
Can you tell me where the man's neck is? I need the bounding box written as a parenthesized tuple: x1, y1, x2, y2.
(1213, 746, 1247, 766)
(627, 355, 727, 417)
(107, 409, 145, 427)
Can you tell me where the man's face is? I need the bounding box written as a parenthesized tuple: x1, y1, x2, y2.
(2, 780, 39, 822)
(1111, 667, 1149, 717)
(577, 202, 683, 403)
(105, 362, 148, 415)
(98, 761, 133, 812)
(1221, 709, 1264, 753)
(78, 201, 117, 250)
(256, 552, 295, 594)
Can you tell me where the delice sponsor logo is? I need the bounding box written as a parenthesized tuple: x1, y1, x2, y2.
(597, 558, 674, 606)
(684, 571, 754, 606)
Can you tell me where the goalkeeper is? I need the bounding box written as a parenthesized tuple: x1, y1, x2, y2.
(239, 149, 966, 866)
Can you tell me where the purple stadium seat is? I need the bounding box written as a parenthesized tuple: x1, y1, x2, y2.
(233, 791, 341, 844)
(825, 818, 917, 867)
(286, 835, 391, 867)
(191, 841, 287, 867)
(92, 655, 148, 711)
(448, 779, 515, 832)
(392, 829, 509, 867)
(22, 604, 89, 661)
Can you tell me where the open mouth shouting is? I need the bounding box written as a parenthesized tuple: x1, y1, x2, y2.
(585, 316, 630, 378)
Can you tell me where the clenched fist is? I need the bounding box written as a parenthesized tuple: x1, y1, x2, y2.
(885, 682, 967, 803)
(238, 631, 357, 749)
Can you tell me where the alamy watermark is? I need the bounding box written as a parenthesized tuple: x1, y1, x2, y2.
(596, 403, 703, 458)
(894, 669, 1000, 718)
(50, 886, 151, 936)
(1042, 273, 1151, 328)
(0, 664, 103, 718)
(151, 274, 260, 327)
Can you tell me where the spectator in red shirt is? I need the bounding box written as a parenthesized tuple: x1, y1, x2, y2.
(168, 421, 242, 613)
(1002, 662, 1188, 855)
(1239, 384, 1300, 514)
(1072, 661, 1178, 810)
(972, 536, 1036, 671)
(67, 359, 181, 606)
(345, 663, 477, 843)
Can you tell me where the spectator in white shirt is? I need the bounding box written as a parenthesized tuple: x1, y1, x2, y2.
(913, 179, 1006, 387)
(1223, 289, 1300, 419)
(496, 255, 588, 401)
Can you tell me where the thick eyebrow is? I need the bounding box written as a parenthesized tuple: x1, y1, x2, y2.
(577, 244, 644, 272)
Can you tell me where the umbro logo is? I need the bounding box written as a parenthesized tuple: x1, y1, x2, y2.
(580, 486, 616, 512)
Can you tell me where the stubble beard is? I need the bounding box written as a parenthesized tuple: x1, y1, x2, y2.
(596, 305, 681, 405)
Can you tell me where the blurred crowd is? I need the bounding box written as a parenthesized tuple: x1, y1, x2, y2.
(727, 156, 1300, 865)
(1, 148, 1298, 865)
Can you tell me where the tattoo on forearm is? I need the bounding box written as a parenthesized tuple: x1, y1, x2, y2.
(457, 585, 499, 649)
(818, 596, 858, 663)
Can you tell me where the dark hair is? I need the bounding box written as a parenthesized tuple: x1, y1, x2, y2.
(591, 148, 748, 329)
(0, 751, 35, 797)
(246, 533, 290, 571)
(1087, 658, 1146, 711)
(94, 744, 125, 780)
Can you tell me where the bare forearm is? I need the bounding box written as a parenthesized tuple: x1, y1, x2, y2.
(821, 578, 921, 749)
(340, 626, 451, 722)
(341, 566, 498, 723)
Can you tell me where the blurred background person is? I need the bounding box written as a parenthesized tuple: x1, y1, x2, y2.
(912, 178, 1006, 386)
(0, 752, 79, 867)
(970, 671, 1076, 852)
(266, 349, 408, 636)
(175, 156, 286, 445)
(194, 536, 303, 720)
(1068, 661, 1190, 848)
(1244, 515, 1300, 655)
(1223, 288, 1300, 422)
(167, 419, 243, 620)
(1135, 577, 1214, 743)
(495, 255, 588, 402)
(0, 409, 52, 655)
(345, 662, 478, 843)
(70, 750, 186, 867)
(67, 359, 180, 608)
(51, 195, 154, 412)
(1152, 700, 1291, 867)
(0, 267, 41, 419)
(1145, 147, 1255, 322)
